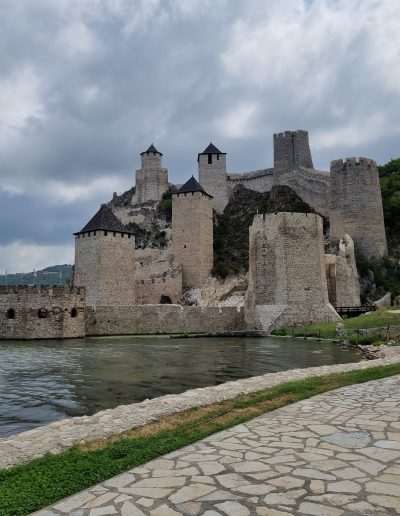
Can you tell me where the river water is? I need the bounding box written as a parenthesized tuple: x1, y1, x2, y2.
(0, 336, 361, 437)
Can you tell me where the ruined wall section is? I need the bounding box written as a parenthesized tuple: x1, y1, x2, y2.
(172, 191, 213, 287)
(330, 158, 387, 258)
(325, 235, 360, 307)
(0, 286, 86, 340)
(273, 130, 314, 175)
(74, 231, 136, 307)
(198, 154, 228, 213)
(245, 212, 339, 332)
(86, 305, 244, 335)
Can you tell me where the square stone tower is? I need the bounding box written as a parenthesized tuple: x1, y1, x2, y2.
(198, 143, 228, 213)
(74, 204, 136, 307)
(245, 212, 340, 332)
(135, 144, 168, 204)
(172, 176, 213, 287)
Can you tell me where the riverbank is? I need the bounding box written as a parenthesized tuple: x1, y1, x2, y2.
(1, 355, 400, 471)
(1, 362, 400, 516)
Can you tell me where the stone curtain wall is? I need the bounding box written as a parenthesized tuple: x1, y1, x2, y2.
(284, 167, 330, 217)
(0, 286, 86, 340)
(172, 191, 213, 287)
(330, 158, 387, 258)
(198, 153, 228, 213)
(227, 169, 274, 195)
(74, 231, 136, 307)
(135, 266, 182, 304)
(86, 305, 245, 335)
(245, 212, 340, 331)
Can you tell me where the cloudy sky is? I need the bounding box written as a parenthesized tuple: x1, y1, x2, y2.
(1, 0, 399, 273)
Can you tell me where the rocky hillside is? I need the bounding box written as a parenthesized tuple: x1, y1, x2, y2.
(213, 184, 326, 278)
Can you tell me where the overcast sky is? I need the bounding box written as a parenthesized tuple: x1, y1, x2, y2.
(1, 0, 399, 273)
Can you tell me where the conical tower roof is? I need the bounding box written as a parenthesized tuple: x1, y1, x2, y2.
(176, 176, 213, 198)
(140, 143, 163, 156)
(197, 142, 226, 162)
(74, 204, 136, 235)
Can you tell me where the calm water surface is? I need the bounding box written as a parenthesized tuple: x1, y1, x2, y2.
(0, 336, 361, 437)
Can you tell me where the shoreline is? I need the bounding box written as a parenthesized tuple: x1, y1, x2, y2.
(1, 355, 400, 471)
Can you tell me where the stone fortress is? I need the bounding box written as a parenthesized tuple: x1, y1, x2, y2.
(0, 129, 388, 339)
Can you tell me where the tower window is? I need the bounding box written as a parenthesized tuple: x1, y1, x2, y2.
(70, 308, 78, 318)
(104, 231, 108, 236)
(6, 308, 15, 319)
(208, 154, 212, 164)
(121, 233, 124, 238)
(113, 232, 116, 237)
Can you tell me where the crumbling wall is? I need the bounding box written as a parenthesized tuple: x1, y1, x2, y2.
(135, 266, 182, 304)
(0, 286, 86, 340)
(325, 235, 361, 307)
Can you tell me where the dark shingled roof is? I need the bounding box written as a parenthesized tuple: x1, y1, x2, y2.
(140, 143, 162, 156)
(74, 204, 137, 235)
(197, 142, 226, 161)
(176, 176, 213, 198)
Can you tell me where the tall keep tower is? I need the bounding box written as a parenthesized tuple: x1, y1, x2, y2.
(198, 143, 227, 213)
(74, 204, 136, 307)
(330, 157, 387, 259)
(135, 144, 168, 204)
(273, 130, 314, 181)
(172, 176, 213, 287)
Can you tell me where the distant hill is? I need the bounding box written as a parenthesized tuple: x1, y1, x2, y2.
(0, 264, 73, 286)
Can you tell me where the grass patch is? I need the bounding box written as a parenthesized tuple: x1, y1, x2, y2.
(1, 363, 400, 515)
(273, 309, 400, 339)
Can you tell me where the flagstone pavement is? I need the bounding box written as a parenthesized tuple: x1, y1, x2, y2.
(34, 375, 400, 516)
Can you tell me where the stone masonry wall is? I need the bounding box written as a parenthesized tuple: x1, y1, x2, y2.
(135, 266, 182, 304)
(245, 212, 340, 331)
(227, 169, 274, 195)
(0, 286, 86, 340)
(172, 191, 213, 287)
(198, 153, 228, 213)
(135, 168, 168, 204)
(325, 235, 360, 307)
(86, 304, 244, 335)
(74, 231, 136, 307)
(273, 130, 314, 175)
(330, 157, 387, 258)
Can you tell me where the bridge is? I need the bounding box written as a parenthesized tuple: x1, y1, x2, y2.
(336, 305, 377, 318)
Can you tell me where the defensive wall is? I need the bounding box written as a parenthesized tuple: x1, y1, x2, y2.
(135, 266, 182, 304)
(86, 304, 245, 335)
(227, 169, 274, 194)
(0, 286, 86, 340)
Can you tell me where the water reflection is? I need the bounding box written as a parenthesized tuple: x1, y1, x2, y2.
(0, 336, 361, 437)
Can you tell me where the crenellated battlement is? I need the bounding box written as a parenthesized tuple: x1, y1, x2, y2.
(273, 129, 309, 140)
(0, 285, 85, 295)
(330, 157, 376, 171)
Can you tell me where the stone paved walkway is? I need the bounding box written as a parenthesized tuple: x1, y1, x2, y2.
(34, 375, 400, 515)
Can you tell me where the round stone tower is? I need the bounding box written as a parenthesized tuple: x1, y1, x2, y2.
(74, 204, 136, 307)
(330, 157, 387, 259)
(135, 144, 168, 204)
(198, 142, 228, 213)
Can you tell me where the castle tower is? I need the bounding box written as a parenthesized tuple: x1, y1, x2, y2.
(245, 212, 339, 332)
(135, 144, 168, 204)
(330, 157, 387, 259)
(172, 176, 213, 287)
(198, 143, 228, 213)
(74, 204, 136, 307)
(273, 130, 314, 180)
